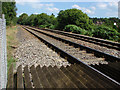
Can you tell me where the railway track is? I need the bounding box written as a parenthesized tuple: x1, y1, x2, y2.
(40, 27, 120, 50)
(29, 26, 120, 59)
(23, 26, 109, 65)
(25, 26, 120, 62)
(21, 26, 120, 86)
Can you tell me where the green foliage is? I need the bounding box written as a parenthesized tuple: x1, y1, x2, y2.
(25, 14, 37, 26)
(39, 25, 47, 28)
(37, 13, 51, 26)
(92, 25, 120, 42)
(64, 25, 87, 34)
(17, 13, 28, 25)
(86, 29, 94, 36)
(57, 9, 93, 30)
(18, 13, 58, 28)
(2, 2, 17, 25)
(49, 25, 56, 29)
(64, 24, 120, 42)
(17, 9, 120, 42)
(90, 17, 120, 31)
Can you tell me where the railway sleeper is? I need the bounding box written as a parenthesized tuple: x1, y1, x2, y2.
(91, 64, 120, 83)
(19, 26, 120, 87)
(7, 64, 120, 89)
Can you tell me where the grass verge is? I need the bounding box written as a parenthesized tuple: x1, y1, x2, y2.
(7, 26, 18, 71)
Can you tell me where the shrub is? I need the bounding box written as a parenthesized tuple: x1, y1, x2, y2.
(49, 25, 56, 29)
(92, 25, 120, 42)
(64, 25, 88, 34)
(39, 25, 46, 28)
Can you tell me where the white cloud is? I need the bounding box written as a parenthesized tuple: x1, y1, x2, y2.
(34, 13, 39, 15)
(96, 2, 118, 17)
(72, 4, 81, 9)
(97, 2, 118, 9)
(97, 3, 107, 9)
(91, 6, 96, 10)
(16, 0, 39, 5)
(30, 3, 59, 14)
(84, 9, 94, 14)
(47, 7, 59, 13)
(108, 2, 118, 7)
(16, 0, 39, 3)
(15, 0, 120, 2)
(72, 4, 95, 15)
(32, 3, 54, 9)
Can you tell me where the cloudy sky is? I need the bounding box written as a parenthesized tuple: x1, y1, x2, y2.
(16, 0, 119, 18)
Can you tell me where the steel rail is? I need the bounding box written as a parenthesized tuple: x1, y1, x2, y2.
(25, 26, 120, 62)
(36, 27, 120, 50)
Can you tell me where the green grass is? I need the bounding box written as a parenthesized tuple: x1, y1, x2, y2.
(7, 55, 16, 71)
(7, 26, 18, 71)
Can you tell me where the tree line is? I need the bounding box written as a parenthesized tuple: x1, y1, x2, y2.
(17, 9, 120, 42)
(2, 2, 17, 25)
(90, 17, 120, 32)
(2, 2, 120, 42)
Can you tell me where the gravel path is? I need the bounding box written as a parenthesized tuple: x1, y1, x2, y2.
(14, 26, 70, 69)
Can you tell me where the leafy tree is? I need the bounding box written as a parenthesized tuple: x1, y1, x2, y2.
(17, 13, 58, 28)
(25, 14, 37, 26)
(36, 13, 51, 27)
(57, 9, 93, 30)
(2, 2, 17, 25)
(34, 13, 57, 28)
(49, 13, 58, 25)
(17, 13, 28, 25)
(90, 17, 120, 31)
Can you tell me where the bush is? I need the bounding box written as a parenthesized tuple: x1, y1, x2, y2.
(64, 25, 79, 33)
(64, 25, 88, 34)
(49, 25, 56, 29)
(86, 30, 94, 36)
(39, 25, 46, 28)
(92, 25, 120, 42)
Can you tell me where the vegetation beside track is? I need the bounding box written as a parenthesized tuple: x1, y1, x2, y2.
(17, 9, 120, 42)
(7, 26, 18, 70)
(2, 2, 17, 26)
(2, 2, 120, 42)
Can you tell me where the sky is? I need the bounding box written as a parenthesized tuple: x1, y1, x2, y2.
(16, 0, 119, 18)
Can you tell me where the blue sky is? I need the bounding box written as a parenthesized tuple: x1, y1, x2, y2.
(16, 1, 119, 18)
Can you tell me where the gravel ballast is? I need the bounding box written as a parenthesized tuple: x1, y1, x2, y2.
(14, 27, 70, 69)
(37, 28, 120, 58)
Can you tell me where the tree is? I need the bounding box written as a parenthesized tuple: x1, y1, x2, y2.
(17, 13, 58, 28)
(25, 14, 37, 26)
(35, 13, 57, 28)
(2, 2, 17, 25)
(57, 9, 93, 30)
(36, 13, 51, 26)
(17, 13, 28, 25)
(49, 13, 57, 25)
